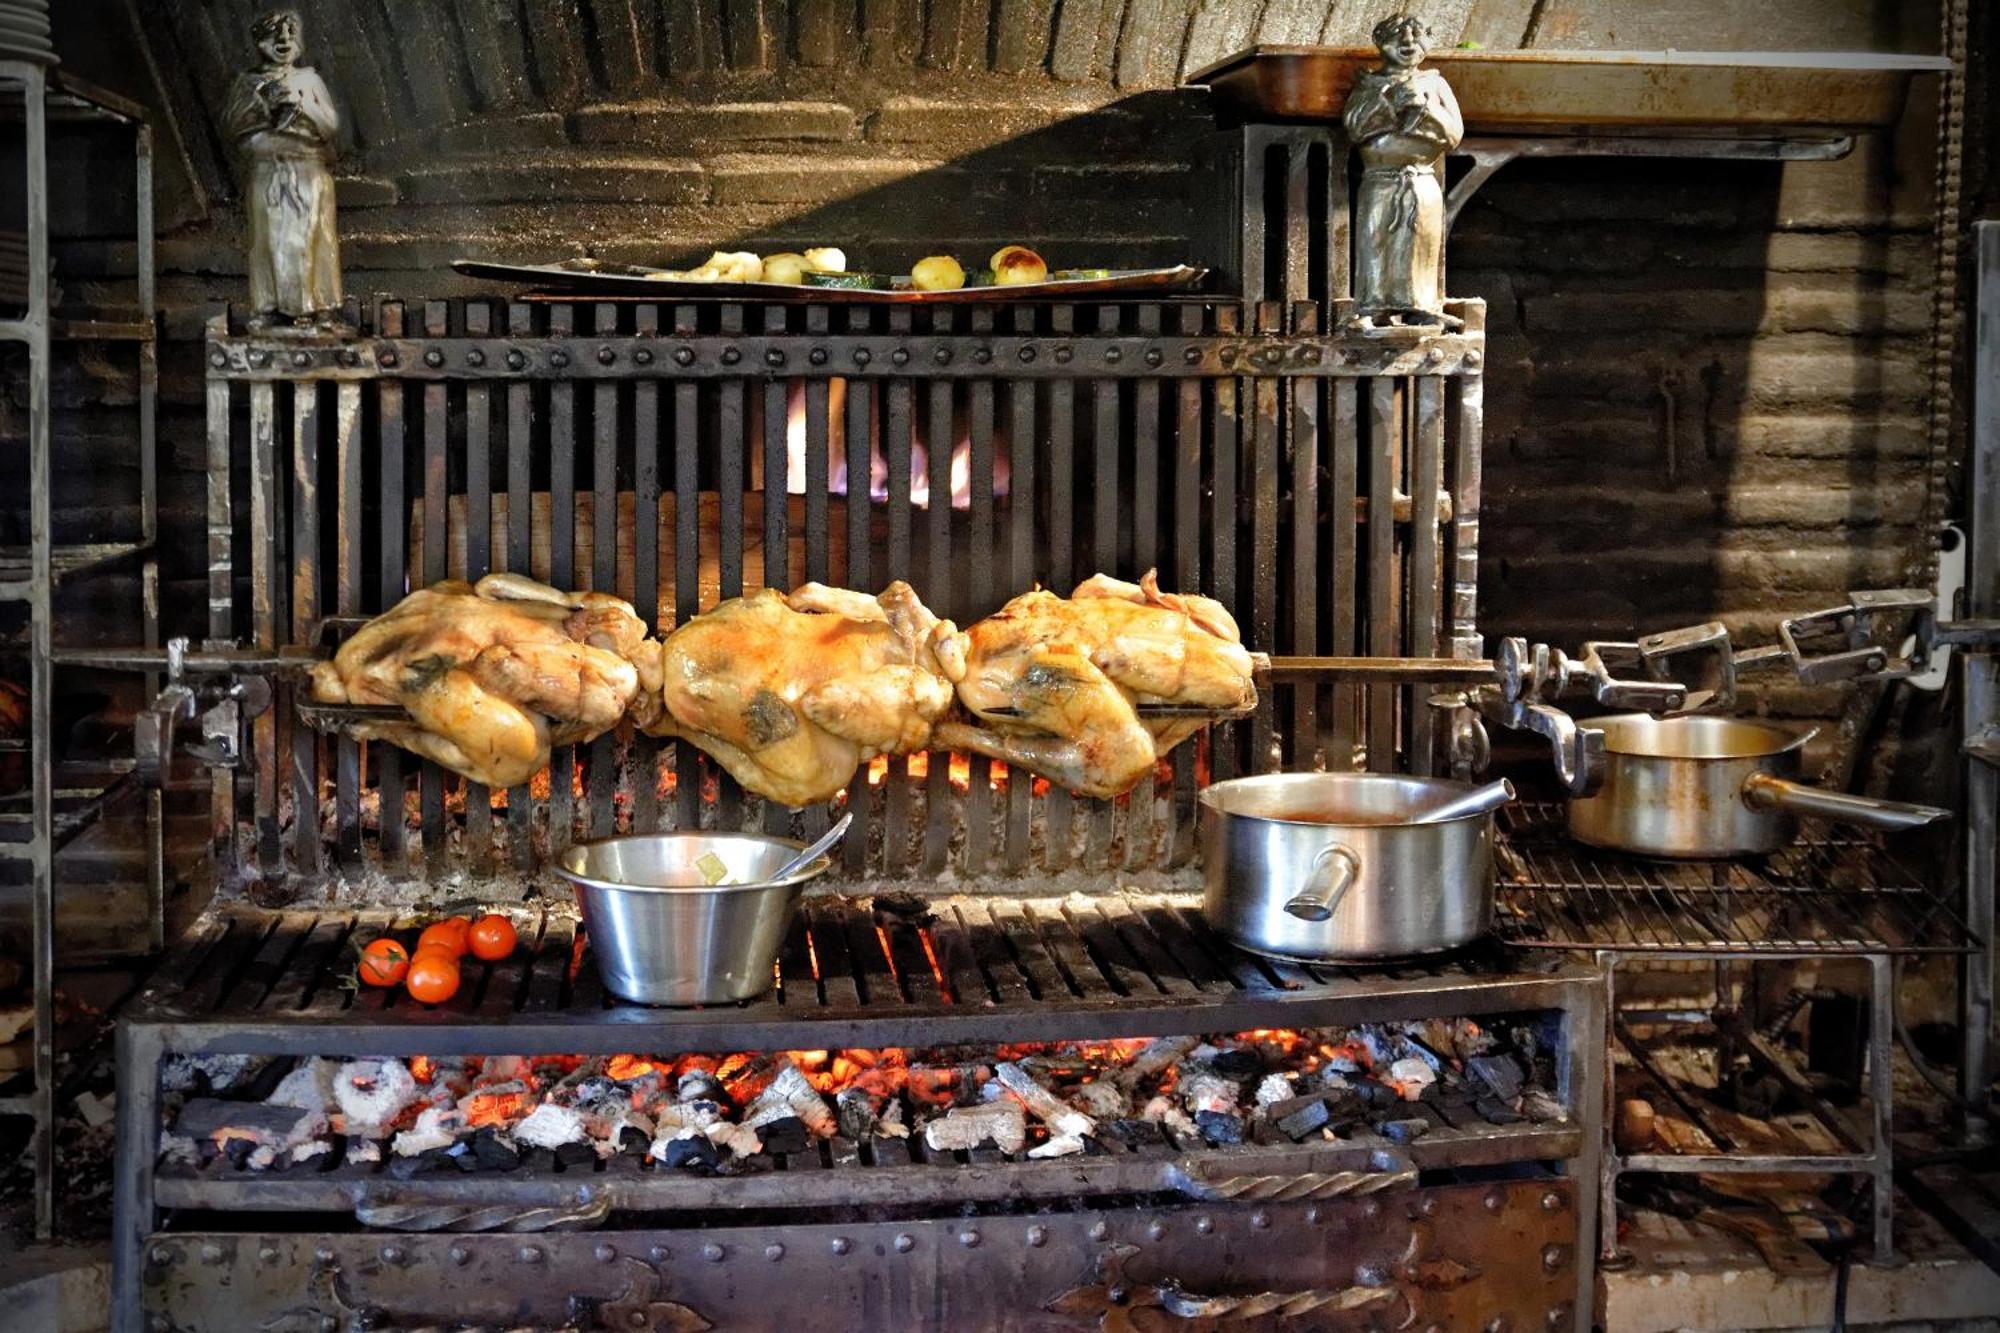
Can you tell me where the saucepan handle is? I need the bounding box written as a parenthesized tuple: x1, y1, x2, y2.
(1285, 844, 1362, 922)
(1741, 773, 1951, 831)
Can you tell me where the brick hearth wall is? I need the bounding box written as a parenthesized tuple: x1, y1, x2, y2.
(8, 0, 1960, 800)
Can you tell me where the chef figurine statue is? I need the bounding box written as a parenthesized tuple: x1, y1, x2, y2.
(1343, 14, 1464, 332)
(225, 10, 344, 329)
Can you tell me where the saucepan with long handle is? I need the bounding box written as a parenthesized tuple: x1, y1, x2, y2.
(1567, 714, 1950, 858)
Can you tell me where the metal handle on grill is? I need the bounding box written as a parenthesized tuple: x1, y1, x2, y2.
(1739, 773, 1951, 831)
(1284, 844, 1361, 922)
(1165, 1146, 1417, 1203)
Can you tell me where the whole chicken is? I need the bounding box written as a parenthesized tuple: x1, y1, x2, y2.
(933, 570, 1257, 799)
(642, 582, 962, 807)
(309, 573, 647, 788)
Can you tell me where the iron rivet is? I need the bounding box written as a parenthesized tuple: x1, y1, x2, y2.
(595, 1243, 617, 1264)
(150, 1245, 173, 1265)
(1424, 345, 1443, 363)
(1026, 1226, 1047, 1248)
(1305, 1206, 1321, 1224)
(1465, 350, 1483, 367)
(953, 1229, 978, 1248)
(314, 1247, 336, 1265)
(1546, 1305, 1570, 1331)
(249, 349, 271, 368)
(973, 346, 992, 364)
(259, 1245, 279, 1263)
(1183, 345, 1202, 363)
(1542, 1244, 1568, 1273)
(649, 1246, 671, 1263)
(1485, 1188, 1506, 1213)
(378, 349, 397, 368)
(1250, 1210, 1270, 1229)
(1088, 1221, 1110, 1241)
(381, 1244, 406, 1265)
(702, 1242, 726, 1262)
(595, 345, 614, 365)
(809, 347, 828, 365)
(423, 349, 444, 368)
(1219, 347, 1237, 366)
(853, 348, 871, 365)
(766, 349, 785, 367)
(550, 350, 570, 368)
(934, 346, 951, 364)
(1018, 346, 1036, 363)
(891, 348, 910, 366)
(673, 347, 695, 366)
(1541, 1191, 1564, 1213)
(466, 349, 485, 367)
(1144, 348, 1163, 367)
(721, 347, 741, 365)
(449, 1245, 471, 1266)
(1104, 347, 1121, 363)
(894, 1234, 915, 1253)
(634, 347, 653, 365)
(830, 1237, 850, 1256)
(292, 350, 312, 368)
(1298, 346, 1322, 365)
(1193, 1216, 1213, 1235)
(1485, 1319, 1509, 1333)
(209, 351, 227, 368)
(517, 1245, 543, 1264)
(506, 349, 526, 370)
(1146, 1221, 1166, 1240)
(1054, 347, 1073, 364)
(765, 1243, 785, 1261)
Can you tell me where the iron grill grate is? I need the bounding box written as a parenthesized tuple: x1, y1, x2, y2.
(1493, 802, 1978, 955)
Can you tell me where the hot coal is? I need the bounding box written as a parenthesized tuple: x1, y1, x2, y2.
(554, 1140, 596, 1168)
(1380, 1118, 1430, 1144)
(1195, 1110, 1244, 1145)
(757, 1115, 811, 1156)
(1206, 1048, 1264, 1081)
(1468, 1054, 1524, 1102)
(1268, 1093, 1333, 1142)
(660, 1135, 720, 1171)
(470, 1127, 520, 1171)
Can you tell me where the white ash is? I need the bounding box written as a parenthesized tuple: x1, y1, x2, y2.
(1388, 1057, 1436, 1101)
(1139, 1095, 1197, 1139)
(836, 1087, 881, 1139)
(334, 1059, 419, 1137)
(1522, 1090, 1567, 1122)
(76, 1090, 115, 1130)
(677, 1070, 728, 1104)
(655, 1098, 725, 1134)
(267, 1058, 341, 1114)
(513, 1102, 589, 1150)
(158, 1133, 200, 1168)
(1254, 1073, 1296, 1110)
(1113, 1035, 1200, 1089)
(703, 1121, 762, 1158)
(1180, 1072, 1241, 1119)
(1322, 1050, 1364, 1075)
(347, 1137, 382, 1164)
(1070, 1080, 1130, 1121)
(923, 1100, 1026, 1155)
(582, 1102, 655, 1153)
(247, 1145, 278, 1170)
(993, 1062, 1095, 1141)
(290, 1139, 333, 1165)
(1027, 1134, 1085, 1159)
(392, 1104, 466, 1157)
(876, 1101, 910, 1139)
(743, 1063, 836, 1138)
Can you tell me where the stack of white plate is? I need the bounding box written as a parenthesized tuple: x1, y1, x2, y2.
(0, 0, 54, 66)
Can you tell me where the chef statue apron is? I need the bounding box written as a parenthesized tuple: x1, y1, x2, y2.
(1342, 14, 1463, 332)
(225, 10, 343, 327)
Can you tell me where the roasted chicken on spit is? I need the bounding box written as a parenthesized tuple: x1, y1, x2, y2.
(308, 573, 647, 788)
(639, 582, 962, 807)
(934, 571, 1257, 799)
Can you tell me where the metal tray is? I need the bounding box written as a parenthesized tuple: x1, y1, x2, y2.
(1190, 46, 1951, 133)
(451, 258, 1207, 303)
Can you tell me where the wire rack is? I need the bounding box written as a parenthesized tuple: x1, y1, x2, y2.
(1494, 802, 1980, 955)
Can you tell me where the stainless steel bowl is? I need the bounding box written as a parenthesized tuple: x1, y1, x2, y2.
(554, 832, 831, 1006)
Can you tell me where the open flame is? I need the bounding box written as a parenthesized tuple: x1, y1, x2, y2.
(784, 381, 1010, 510)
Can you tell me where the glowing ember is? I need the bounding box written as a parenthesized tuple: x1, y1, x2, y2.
(462, 1091, 530, 1128)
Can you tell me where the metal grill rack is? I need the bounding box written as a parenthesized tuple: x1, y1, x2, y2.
(1493, 802, 1978, 956)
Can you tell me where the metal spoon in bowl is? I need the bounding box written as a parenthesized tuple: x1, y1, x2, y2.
(767, 812, 855, 883)
(1407, 777, 1515, 824)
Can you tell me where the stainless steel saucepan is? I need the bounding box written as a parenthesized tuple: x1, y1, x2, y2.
(1199, 772, 1511, 961)
(1567, 714, 1950, 859)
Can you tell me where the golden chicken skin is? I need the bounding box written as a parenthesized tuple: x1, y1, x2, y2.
(933, 570, 1256, 799)
(642, 581, 961, 807)
(309, 573, 645, 788)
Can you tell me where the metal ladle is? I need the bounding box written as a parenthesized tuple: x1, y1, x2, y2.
(1407, 777, 1516, 824)
(766, 812, 854, 883)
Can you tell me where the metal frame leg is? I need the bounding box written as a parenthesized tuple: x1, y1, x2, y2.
(1596, 951, 1623, 1266)
(1867, 954, 1897, 1265)
(1566, 971, 1606, 1325)
(110, 1024, 161, 1332)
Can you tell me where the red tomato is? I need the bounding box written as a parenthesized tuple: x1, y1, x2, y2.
(468, 914, 517, 962)
(404, 950, 461, 1005)
(357, 938, 409, 987)
(417, 917, 472, 958)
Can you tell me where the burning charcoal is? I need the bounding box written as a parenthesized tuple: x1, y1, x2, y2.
(923, 1100, 1027, 1155)
(870, 890, 932, 922)
(1466, 1055, 1523, 1103)
(994, 1062, 1096, 1141)
(1071, 1080, 1130, 1122)
(221, 1138, 258, 1170)
(333, 1059, 419, 1138)
(391, 1105, 465, 1157)
(289, 1139, 334, 1167)
(175, 1097, 327, 1155)
(1103, 1118, 1166, 1148)
(1380, 1118, 1430, 1145)
(758, 1115, 811, 1156)
(1354, 1080, 1397, 1110)
(162, 1054, 268, 1096)
(1180, 1071, 1241, 1120)
(678, 1070, 729, 1105)
(1138, 1095, 1197, 1140)
(704, 1121, 762, 1158)
(875, 1101, 910, 1139)
(1111, 1035, 1199, 1090)
(1475, 1096, 1524, 1125)
(471, 1128, 520, 1171)
(835, 1088, 879, 1140)
(1267, 1094, 1333, 1143)
(555, 1140, 596, 1168)
(1387, 1057, 1436, 1102)
(159, 1134, 200, 1169)
(1027, 1134, 1085, 1159)
(266, 1057, 340, 1114)
(1195, 1111, 1244, 1146)
(1253, 1073, 1295, 1110)
(743, 1062, 836, 1139)
(1358, 1028, 1400, 1068)
(346, 1136, 382, 1165)
(571, 1075, 619, 1105)
(1208, 1048, 1263, 1081)
(1322, 1049, 1364, 1076)
(388, 1146, 456, 1179)
(1451, 1019, 1497, 1061)
(513, 1102, 589, 1151)
(1521, 1090, 1566, 1123)
(1434, 1095, 1481, 1130)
